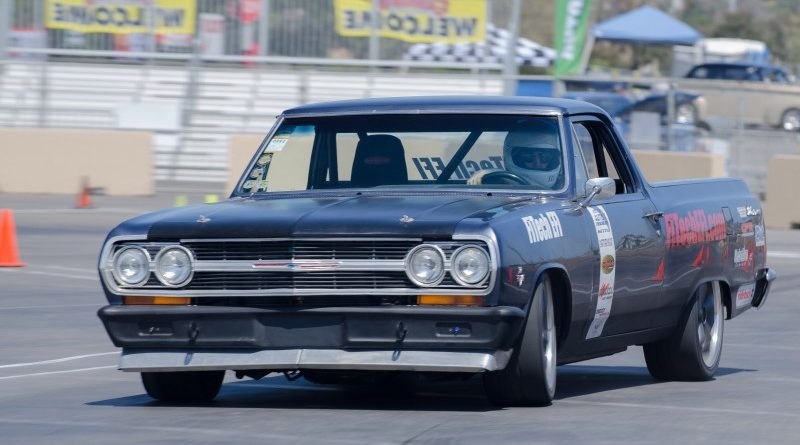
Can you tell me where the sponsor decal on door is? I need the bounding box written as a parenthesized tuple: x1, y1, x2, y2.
(586, 205, 616, 340)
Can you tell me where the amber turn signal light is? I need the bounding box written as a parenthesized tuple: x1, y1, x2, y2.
(418, 295, 484, 306)
(122, 296, 191, 305)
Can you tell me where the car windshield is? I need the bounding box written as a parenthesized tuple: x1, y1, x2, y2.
(238, 114, 565, 194)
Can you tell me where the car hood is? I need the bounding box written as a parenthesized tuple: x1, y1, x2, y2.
(137, 193, 537, 240)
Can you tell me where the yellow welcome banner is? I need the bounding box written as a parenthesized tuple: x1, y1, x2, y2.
(45, 0, 196, 34)
(334, 0, 486, 44)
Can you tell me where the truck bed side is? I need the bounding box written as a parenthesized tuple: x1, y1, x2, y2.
(648, 177, 766, 319)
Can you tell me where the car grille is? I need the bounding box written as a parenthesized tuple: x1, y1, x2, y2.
(187, 271, 412, 290)
(182, 240, 420, 261)
(184, 271, 460, 291)
(109, 238, 490, 296)
(197, 295, 417, 308)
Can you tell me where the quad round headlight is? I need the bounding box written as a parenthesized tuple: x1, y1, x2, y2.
(451, 245, 490, 286)
(405, 244, 445, 287)
(155, 246, 194, 287)
(112, 246, 150, 287)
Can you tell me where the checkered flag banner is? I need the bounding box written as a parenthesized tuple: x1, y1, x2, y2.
(404, 24, 556, 67)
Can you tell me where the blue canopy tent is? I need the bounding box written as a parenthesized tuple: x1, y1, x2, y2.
(593, 5, 702, 46)
(580, 5, 702, 74)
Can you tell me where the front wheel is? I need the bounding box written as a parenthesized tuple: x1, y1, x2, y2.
(141, 370, 225, 402)
(483, 275, 557, 406)
(643, 281, 724, 381)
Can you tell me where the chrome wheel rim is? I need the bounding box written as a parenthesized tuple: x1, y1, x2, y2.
(697, 282, 723, 368)
(783, 111, 800, 131)
(541, 282, 557, 395)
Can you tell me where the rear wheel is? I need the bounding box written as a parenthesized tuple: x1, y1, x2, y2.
(141, 371, 225, 402)
(483, 275, 556, 406)
(643, 281, 724, 381)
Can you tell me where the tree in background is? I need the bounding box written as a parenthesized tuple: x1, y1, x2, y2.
(529, 0, 800, 75)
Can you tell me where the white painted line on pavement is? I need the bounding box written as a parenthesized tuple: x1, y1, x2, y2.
(13, 208, 142, 214)
(0, 365, 116, 380)
(0, 418, 394, 444)
(0, 303, 101, 311)
(0, 352, 117, 369)
(38, 265, 96, 274)
(0, 268, 97, 281)
(768, 251, 800, 259)
(560, 399, 800, 418)
(726, 330, 800, 337)
(758, 376, 800, 383)
(727, 343, 800, 351)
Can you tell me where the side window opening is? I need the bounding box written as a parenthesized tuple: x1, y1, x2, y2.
(571, 128, 589, 193)
(572, 120, 635, 195)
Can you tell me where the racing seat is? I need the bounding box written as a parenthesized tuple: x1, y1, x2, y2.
(350, 134, 408, 187)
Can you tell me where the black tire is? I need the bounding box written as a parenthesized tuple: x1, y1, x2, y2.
(141, 371, 225, 402)
(643, 281, 724, 381)
(483, 275, 557, 407)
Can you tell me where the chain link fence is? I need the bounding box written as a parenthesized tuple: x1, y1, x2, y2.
(8, 0, 518, 60)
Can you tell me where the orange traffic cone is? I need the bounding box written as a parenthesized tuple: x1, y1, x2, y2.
(0, 209, 25, 267)
(76, 177, 92, 209)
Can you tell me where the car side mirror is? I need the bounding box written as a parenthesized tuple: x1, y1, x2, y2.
(579, 177, 616, 208)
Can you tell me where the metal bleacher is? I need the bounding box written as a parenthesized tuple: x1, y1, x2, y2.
(0, 59, 504, 188)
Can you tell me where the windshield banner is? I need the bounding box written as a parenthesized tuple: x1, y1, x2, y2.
(333, 0, 486, 44)
(554, 0, 593, 76)
(44, 0, 196, 35)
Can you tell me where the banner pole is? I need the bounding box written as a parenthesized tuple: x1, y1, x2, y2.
(368, 0, 380, 63)
(148, 1, 156, 53)
(0, 0, 11, 61)
(259, 0, 270, 57)
(502, 0, 521, 96)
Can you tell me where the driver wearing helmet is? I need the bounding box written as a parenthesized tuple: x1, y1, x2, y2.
(502, 121, 562, 189)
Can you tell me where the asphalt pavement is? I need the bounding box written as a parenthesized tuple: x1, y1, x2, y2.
(1, 193, 799, 444)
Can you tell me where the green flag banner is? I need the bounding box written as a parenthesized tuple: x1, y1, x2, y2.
(554, 0, 593, 76)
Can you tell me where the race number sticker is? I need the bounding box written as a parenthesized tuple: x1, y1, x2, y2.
(265, 127, 294, 152)
(586, 206, 616, 340)
(755, 224, 766, 247)
(266, 136, 288, 151)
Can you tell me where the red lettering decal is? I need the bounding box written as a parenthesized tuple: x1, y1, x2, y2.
(665, 214, 678, 249)
(697, 210, 708, 242)
(679, 218, 687, 246)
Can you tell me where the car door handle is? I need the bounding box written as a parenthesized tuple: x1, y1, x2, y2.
(643, 211, 663, 222)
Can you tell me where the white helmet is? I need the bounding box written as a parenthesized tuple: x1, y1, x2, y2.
(503, 121, 561, 189)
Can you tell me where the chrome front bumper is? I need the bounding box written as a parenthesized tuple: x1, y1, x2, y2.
(119, 348, 512, 373)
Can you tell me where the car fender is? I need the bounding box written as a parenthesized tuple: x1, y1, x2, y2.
(682, 276, 732, 323)
(526, 262, 573, 345)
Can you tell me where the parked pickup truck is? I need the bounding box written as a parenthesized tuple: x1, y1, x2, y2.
(97, 96, 775, 406)
(680, 62, 800, 130)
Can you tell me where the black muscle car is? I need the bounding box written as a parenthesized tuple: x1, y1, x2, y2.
(98, 96, 775, 406)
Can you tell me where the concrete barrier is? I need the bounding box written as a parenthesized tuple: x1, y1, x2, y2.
(0, 128, 153, 196)
(764, 154, 800, 229)
(632, 150, 726, 182)
(227, 134, 265, 194)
